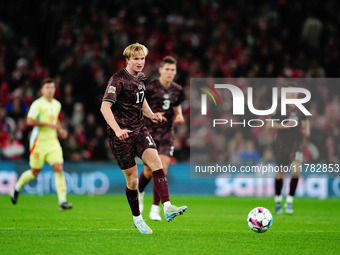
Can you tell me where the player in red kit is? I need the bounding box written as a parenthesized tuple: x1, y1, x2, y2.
(100, 44, 187, 234)
(137, 56, 185, 221)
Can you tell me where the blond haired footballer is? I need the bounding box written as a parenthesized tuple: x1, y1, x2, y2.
(11, 78, 73, 210)
(100, 43, 187, 234)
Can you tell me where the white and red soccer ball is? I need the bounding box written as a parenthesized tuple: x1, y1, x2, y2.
(247, 207, 273, 233)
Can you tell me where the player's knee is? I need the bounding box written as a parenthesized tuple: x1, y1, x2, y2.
(31, 169, 41, 177)
(52, 163, 63, 173)
(147, 156, 163, 170)
(142, 150, 161, 167)
(129, 178, 138, 190)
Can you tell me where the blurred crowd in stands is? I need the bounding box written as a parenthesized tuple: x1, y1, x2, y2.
(0, 0, 339, 163)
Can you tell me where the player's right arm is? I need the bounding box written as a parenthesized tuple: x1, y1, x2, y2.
(26, 118, 57, 130)
(101, 77, 132, 140)
(100, 101, 132, 140)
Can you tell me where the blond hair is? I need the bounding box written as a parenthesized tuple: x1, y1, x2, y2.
(123, 42, 148, 59)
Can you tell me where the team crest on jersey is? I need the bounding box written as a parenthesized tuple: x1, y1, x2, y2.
(164, 94, 169, 99)
(138, 84, 146, 90)
(108, 86, 116, 93)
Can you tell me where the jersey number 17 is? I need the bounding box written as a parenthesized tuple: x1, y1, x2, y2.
(136, 91, 144, 103)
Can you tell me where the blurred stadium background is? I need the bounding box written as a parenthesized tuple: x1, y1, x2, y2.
(1, 1, 340, 255)
(1, 0, 340, 198)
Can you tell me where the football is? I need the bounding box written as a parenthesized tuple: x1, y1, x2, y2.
(247, 207, 273, 233)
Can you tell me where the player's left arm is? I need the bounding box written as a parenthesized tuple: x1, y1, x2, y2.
(142, 99, 166, 123)
(301, 118, 310, 138)
(173, 105, 184, 125)
(56, 120, 68, 139)
(173, 86, 185, 125)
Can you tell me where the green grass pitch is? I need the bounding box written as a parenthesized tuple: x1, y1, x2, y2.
(0, 195, 339, 255)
